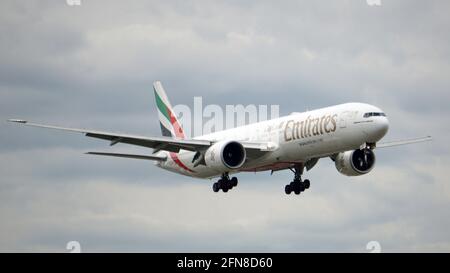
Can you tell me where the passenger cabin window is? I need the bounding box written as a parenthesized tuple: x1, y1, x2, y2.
(363, 112, 386, 118)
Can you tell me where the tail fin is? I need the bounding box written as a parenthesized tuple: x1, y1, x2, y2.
(153, 81, 185, 139)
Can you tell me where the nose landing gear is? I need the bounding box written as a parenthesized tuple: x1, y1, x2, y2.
(284, 164, 311, 195)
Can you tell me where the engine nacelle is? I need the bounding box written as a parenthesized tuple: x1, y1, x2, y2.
(335, 149, 376, 176)
(204, 140, 246, 172)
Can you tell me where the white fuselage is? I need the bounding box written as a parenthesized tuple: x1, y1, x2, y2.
(156, 103, 389, 179)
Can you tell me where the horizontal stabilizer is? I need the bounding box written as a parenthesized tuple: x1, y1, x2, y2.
(86, 152, 167, 161)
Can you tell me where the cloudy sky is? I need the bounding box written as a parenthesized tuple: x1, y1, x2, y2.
(1, 0, 449, 252)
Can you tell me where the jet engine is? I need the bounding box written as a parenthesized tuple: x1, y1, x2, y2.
(335, 149, 376, 176)
(204, 140, 246, 172)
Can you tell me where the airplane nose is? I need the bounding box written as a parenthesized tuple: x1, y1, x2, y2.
(366, 116, 389, 143)
(376, 117, 389, 138)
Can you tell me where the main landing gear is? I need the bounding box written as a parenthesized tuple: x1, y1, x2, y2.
(285, 165, 310, 195)
(212, 173, 238, 193)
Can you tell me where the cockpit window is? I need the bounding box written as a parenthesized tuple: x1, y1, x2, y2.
(363, 112, 386, 118)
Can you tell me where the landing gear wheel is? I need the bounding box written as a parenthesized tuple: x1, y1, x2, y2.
(220, 178, 230, 192)
(300, 183, 306, 192)
(222, 181, 230, 192)
(213, 182, 220, 193)
(303, 179, 310, 189)
(292, 182, 303, 194)
(285, 184, 292, 194)
(231, 177, 238, 187)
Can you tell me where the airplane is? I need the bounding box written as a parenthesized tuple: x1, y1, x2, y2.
(8, 81, 432, 195)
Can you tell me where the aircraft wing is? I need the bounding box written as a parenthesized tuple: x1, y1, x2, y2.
(8, 119, 212, 153)
(376, 136, 432, 148)
(7, 119, 275, 156)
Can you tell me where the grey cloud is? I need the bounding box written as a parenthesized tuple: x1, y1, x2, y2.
(0, 0, 449, 252)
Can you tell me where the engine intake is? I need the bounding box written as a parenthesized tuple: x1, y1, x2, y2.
(335, 149, 376, 176)
(205, 140, 246, 172)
